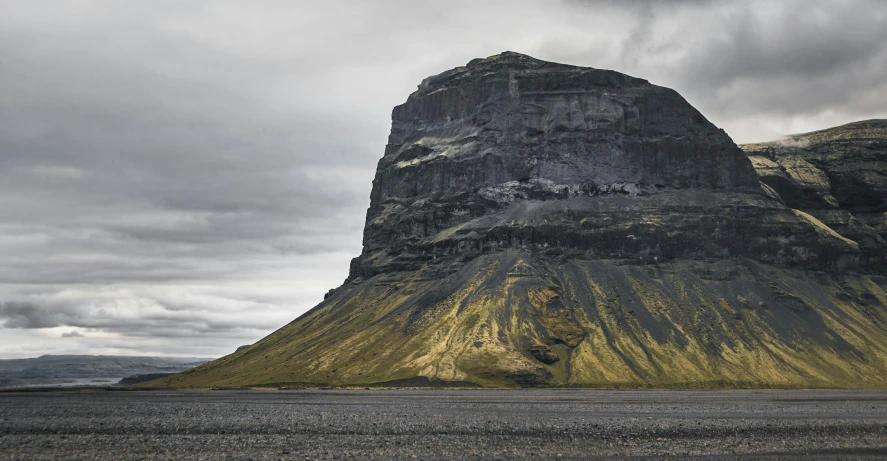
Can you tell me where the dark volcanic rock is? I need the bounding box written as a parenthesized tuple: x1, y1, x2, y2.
(745, 120, 887, 214)
(741, 120, 887, 267)
(148, 53, 887, 389)
(351, 52, 858, 278)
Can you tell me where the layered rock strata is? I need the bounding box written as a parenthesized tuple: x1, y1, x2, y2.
(146, 53, 887, 389)
(741, 120, 887, 267)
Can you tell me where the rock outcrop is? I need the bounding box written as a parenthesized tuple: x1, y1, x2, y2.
(144, 53, 887, 389)
(741, 120, 887, 267)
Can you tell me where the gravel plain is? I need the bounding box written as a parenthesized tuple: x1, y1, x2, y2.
(1, 389, 886, 460)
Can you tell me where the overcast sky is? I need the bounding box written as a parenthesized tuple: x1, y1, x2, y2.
(1, 0, 885, 359)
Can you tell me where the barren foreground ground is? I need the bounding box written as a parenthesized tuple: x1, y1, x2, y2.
(1, 390, 886, 460)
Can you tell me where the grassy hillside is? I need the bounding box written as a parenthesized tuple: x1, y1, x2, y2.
(142, 252, 887, 389)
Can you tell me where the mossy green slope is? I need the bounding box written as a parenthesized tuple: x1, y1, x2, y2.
(145, 252, 887, 389)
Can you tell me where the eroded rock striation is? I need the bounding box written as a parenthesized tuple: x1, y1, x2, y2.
(350, 53, 863, 278)
(741, 120, 887, 267)
(147, 53, 887, 389)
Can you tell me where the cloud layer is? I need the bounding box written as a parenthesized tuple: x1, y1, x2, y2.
(1, 0, 885, 358)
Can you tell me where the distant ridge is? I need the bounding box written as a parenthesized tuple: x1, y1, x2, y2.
(0, 355, 209, 388)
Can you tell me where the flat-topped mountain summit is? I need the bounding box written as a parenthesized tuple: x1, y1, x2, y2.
(145, 53, 887, 389)
(353, 52, 857, 280)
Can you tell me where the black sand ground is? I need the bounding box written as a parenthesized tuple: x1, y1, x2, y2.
(1, 389, 886, 459)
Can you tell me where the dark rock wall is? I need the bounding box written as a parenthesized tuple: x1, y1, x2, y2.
(352, 53, 863, 278)
(742, 120, 887, 267)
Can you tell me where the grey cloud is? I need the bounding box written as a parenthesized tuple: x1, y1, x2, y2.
(549, 0, 887, 140)
(0, 302, 66, 329)
(1, 292, 287, 337)
(0, 11, 371, 294)
(678, 2, 887, 85)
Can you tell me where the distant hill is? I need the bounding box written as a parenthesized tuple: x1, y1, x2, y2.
(0, 355, 210, 388)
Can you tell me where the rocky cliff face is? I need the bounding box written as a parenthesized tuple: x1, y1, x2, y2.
(741, 120, 887, 267)
(352, 52, 858, 279)
(146, 53, 887, 389)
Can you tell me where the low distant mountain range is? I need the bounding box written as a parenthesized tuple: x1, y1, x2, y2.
(0, 355, 210, 388)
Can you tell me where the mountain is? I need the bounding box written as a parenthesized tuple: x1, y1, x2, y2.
(741, 120, 887, 267)
(145, 52, 887, 389)
(0, 355, 209, 388)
